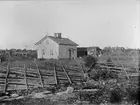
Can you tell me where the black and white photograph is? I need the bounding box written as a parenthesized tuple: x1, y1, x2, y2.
(0, 0, 140, 105)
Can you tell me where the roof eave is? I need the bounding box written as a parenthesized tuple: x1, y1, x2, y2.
(59, 43, 79, 46)
(35, 35, 48, 45)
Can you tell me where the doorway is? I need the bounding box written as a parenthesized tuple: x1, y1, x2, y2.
(69, 49, 72, 58)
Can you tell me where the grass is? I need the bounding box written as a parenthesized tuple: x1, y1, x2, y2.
(98, 51, 140, 68)
(0, 54, 139, 105)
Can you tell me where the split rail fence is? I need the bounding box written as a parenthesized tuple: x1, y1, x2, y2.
(0, 62, 83, 93)
(0, 60, 139, 93)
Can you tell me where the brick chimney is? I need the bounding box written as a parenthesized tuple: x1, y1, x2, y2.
(54, 33, 62, 38)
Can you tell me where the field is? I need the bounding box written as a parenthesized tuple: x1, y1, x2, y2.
(0, 51, 139, 105)
(98, 51, 140, 67)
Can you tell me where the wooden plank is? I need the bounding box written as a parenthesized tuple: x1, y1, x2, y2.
(57, 77, 68, 80)
(0, 73, 6, 78)
(10, 67, 24, 70)
(68, 72, 83, 76)
(24, 64, 28, 90)
(59, 80, 70, 84)
(0, 62, 7, 68)
(41, 75, 54, 79)
(8, 83, 26, 85)
(26, 76, 40, 80)
(7, 84, 26, 91)
(110, 70, 122, 72)
(41, 73, 54, 77)
(8, 73, 24, 78)
(0, 78, 5, 82)
(0, 67, 7, 72)
(99, 65, 122, 70)
(40, 69, 54, 73)
(3, 63, 10, 93)
(9, 70, 24, 74)
(26, 68, 38, 73)
(35, 62, 44, 88)
(0, 84, 5, 91)
(43, 78, 55, 84)
(53, 64, 57, 85)
(56, 73, 67, 77)
(117, 56, 129, 80)
(69, 76, 82, 79)
(76, 89, 98, 92)
(127, 73, 139, 77)
(7, 78, 25, 84)
(8, 77, 24, 80)
(27, 82, 41, 86)
(64, 66, 81, 70)
(27, 78, 41, 85)
(40, 70, 54, 75)
(121, 64, 129, 80)
(27, 85, 41, 88)
(26, 73, 39, 78)
(61, 65, 72, 84)
(54, 69, 64, 72)
(8, 71, 25, 75)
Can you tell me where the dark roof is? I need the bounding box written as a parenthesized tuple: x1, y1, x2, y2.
(87, 46, 101, 50)
(77, 47, 88, 51)
(35, 35, 79, 46)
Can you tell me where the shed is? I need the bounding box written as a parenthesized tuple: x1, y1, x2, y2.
(77, 47, 88, 57)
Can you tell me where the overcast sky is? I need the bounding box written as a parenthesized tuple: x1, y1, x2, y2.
(0, 0, 139, 49)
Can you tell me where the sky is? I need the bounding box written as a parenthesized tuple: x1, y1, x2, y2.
(0, 0, 139, 49)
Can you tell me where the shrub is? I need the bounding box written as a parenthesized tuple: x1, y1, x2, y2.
(109, 88, 124, 103)
(0, 54, 7, 62)
(83, 55, 98, 68)
(106, 57, 112, 63)
(89, 69, 118, 81)
(126, 84, 139, 104)
(38, 58, 45, 60)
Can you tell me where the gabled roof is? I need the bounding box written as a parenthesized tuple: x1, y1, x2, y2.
(35, 35, 79, 46)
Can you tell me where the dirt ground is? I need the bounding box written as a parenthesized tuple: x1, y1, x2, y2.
(1, 98, 59, 105)
(0, 98, 136, 105)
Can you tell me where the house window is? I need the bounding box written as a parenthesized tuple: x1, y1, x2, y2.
(50, 50, 53, 55)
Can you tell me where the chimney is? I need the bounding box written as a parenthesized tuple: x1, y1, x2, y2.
(54, 33, 62, 38)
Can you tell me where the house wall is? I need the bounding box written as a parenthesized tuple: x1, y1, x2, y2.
(59, 45, 77, 59)
(36, 37, 59, 59)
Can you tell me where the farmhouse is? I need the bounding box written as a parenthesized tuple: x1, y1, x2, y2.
(35, 33, 79, 59)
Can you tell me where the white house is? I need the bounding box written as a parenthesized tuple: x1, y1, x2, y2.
(35, 33, 79, 59)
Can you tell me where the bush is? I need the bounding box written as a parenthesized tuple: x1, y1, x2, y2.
(110, 88, 123, 103)
(126, 85, 139, 104)
(38, 58, 45, 60)
(0, 55, 7, 62)
(89, 69, 118, 81)
(84, 55, 98, 68)
(106, 57, 112, 63)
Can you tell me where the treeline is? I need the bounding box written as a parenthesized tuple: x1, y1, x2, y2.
(0, 49, 37, 62)
(102, 46, 140, 54)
